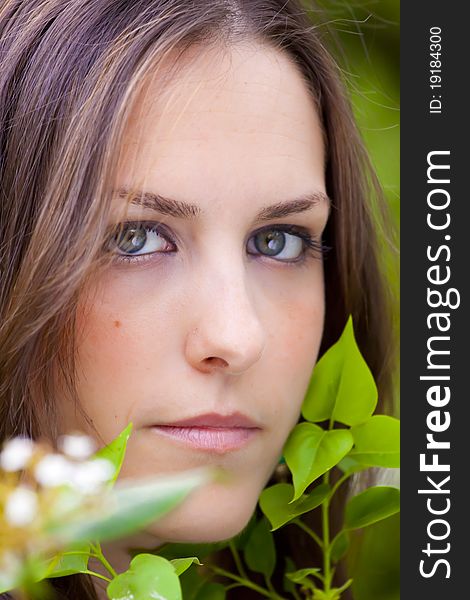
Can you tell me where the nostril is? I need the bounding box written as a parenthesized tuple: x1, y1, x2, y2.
(204, 356, 229, 368)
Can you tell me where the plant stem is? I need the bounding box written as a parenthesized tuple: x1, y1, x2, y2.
(293, 518, 323, 551)
(90, 543, 118, 578)
(209, 565, 286, 600)
(81, 570, 112, 583)
(329, 472, 351, 500)
(336, 578, 353, 594)
(321, 416, 336, 593)
(225, 583, 246, 591)
(265, 575, 277, 595)
(321, 475, 332, 592)
(229, 540, 249, 580)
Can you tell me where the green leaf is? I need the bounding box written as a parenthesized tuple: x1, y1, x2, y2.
(178, 566, 207, 600)
(336, 456, 368, 476)
(350, 415, 400, 468)
(171, 557, 202, 576)
(344, 486, 400, 530)
(330, 530, 350, 562)
(244, 516, 276, 579)
(312, 579, 352, 600)
(107, 554, 181, 600)
(313, 590, 341, 600)
(302, 316, 377, 426)
(193, 582, 226, 600)
(259, 482, 329, 530)
(286, 568, 320, 587)
(48, 467, 213, 545)
(94, 423, 133, 484)
(283, 557, 297, 595)
(178, 568, 226, 600)
(40, 545, 91, 578)
(284, 423, 353, 500)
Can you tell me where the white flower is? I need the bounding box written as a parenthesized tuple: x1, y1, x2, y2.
(0, 437, 34, 472)
(71, 458, 115, 493)
(0, 551, 22, 589)
(58, 433, 96, 460)
(34, 454, 74, 487)
(5, 487, 38, 526)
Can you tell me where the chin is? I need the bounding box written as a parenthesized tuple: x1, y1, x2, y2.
(147, 478, 260, 544)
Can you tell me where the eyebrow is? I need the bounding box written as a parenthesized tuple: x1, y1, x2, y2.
(114, 187, 330, 221)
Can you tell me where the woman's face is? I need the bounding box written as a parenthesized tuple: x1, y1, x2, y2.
(61, 42, 329, 543)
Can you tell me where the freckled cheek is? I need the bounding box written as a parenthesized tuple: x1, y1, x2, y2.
(262, 292, 324, 429)
(75, 302, 158, 382)
(271, 291, 324, 364)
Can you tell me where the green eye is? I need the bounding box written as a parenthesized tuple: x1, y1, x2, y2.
(253, 230, 286, 256)
(247, 228, 304, 261)
(114, 225, 148, 254)
(108, 221, 175, 261)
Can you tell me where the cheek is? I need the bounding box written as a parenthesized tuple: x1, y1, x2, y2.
(260, 282, 325, 430)
(76, 271, 176, 376)
(266, 268, 325, 367)
(71, 278, 176, 435)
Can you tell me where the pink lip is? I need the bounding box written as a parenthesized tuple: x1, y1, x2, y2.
(149, 412, 262, 453)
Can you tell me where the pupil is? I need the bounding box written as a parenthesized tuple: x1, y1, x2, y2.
(117, 226, 146, 253)
(255, 230, 285, 255)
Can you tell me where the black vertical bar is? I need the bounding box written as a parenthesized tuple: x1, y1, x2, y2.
(401, 2, 467, 598)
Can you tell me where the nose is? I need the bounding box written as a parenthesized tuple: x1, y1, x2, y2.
(184, 264, 266, 375)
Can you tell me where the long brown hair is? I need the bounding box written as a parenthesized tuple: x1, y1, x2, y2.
(0, 0, 397, 597)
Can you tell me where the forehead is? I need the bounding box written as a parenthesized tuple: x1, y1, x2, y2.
(116, 41, 325, 203)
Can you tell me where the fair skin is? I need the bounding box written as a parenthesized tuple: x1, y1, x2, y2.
(60, 40, 329, 589)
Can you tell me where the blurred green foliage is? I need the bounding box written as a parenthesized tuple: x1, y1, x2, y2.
(311, 0, 399, 223)
(348, 513, 400, 600)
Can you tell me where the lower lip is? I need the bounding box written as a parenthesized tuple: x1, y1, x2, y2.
(150, 425, 259, 452)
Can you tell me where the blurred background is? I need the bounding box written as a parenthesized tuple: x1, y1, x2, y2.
(310, 0, 399, 221)
(306, 2, 400, 599)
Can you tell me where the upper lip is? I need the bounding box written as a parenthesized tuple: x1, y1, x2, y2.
(154, 411, 261, 429)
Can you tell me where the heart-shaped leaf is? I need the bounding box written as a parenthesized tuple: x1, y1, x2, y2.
(259, 482, 329, 530)
(244, 516, 276, 579)
(344, 486, 400, 530)
(349, 415, 400, 467)
(302, 317, 377, 426)
(284, 423, 353, 500)
(107, 554, 181, 600)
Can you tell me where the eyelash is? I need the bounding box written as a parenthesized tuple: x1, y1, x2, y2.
(105, 220, 330, 266)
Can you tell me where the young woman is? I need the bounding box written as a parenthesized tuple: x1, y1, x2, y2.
(0, 0, 397, 597)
